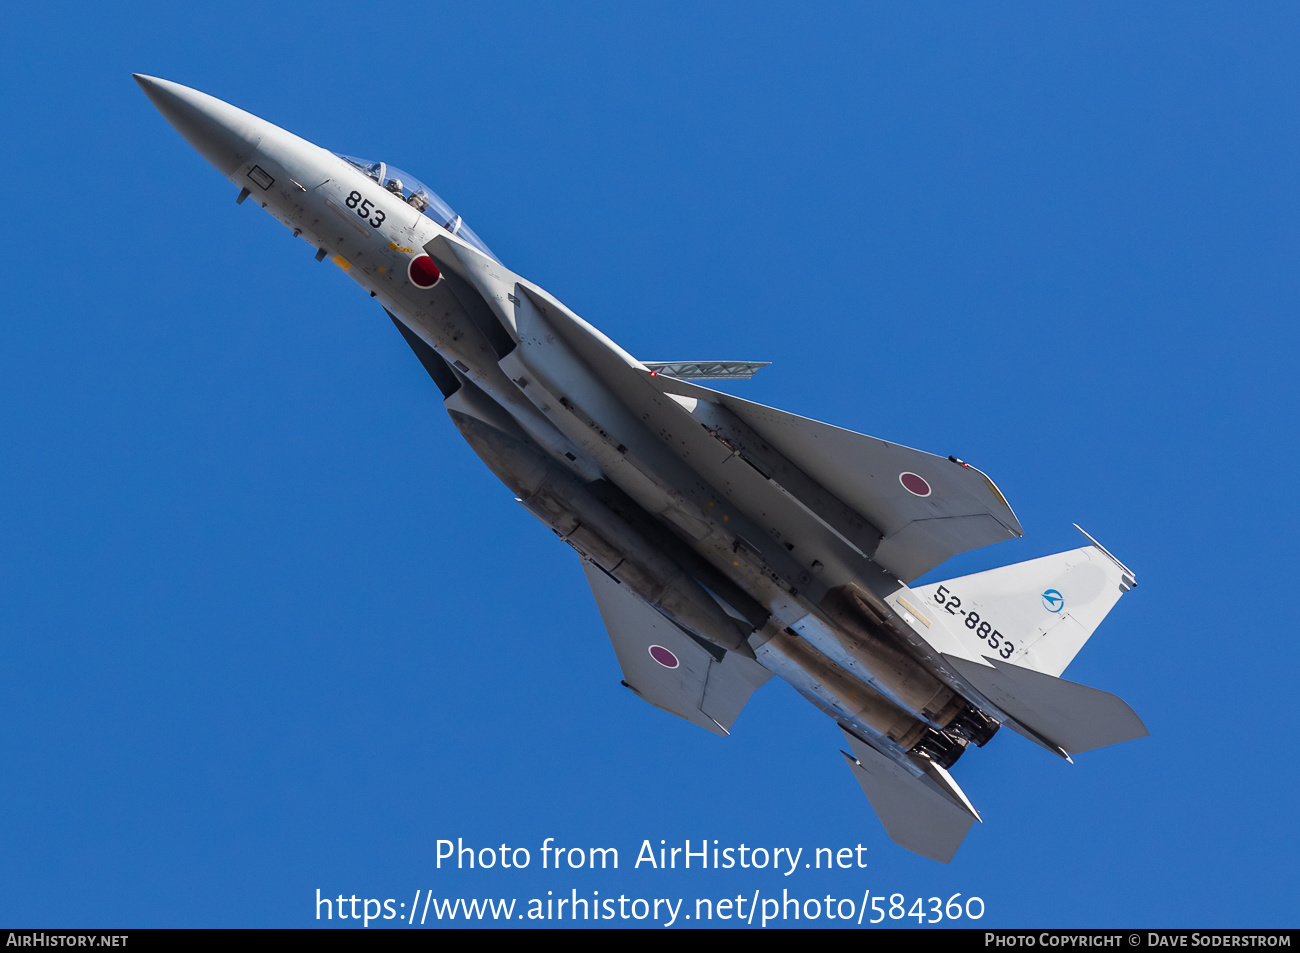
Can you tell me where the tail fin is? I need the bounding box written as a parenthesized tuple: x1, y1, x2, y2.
(912, 526, 1135, 677)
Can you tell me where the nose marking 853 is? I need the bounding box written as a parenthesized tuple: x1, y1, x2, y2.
(345, 190, 387, 228)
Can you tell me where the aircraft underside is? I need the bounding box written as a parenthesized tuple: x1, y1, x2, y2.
(137, 74, 1148, 863)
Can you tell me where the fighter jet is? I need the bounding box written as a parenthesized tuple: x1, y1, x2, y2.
(136, 75, 1147, 863)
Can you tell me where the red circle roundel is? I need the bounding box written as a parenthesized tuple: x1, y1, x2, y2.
(648, 645, 679, 669)
(899, 472, 931, 497)
(408, 255, 442, 288)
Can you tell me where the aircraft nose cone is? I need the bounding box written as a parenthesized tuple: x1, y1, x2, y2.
(134, 74, 265, 176)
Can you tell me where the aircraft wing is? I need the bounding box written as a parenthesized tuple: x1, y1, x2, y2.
(580, 557, 772, 736)
(647, 375, 1023, 581)
(423, 235, 1020, 581)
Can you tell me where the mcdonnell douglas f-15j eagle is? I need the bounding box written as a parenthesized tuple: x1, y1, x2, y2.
(137, 75, 1147, 863)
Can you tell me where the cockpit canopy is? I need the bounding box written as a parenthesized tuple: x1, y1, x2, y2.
(335, 155, 498, 262)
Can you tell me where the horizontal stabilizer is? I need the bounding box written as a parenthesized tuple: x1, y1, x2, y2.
(839, 729, 979, 864)
(581, 557, 771, 736)
(944, 655, 1147, 756)
(642, 361, 770, 381)
(913, 529, 1136, 677)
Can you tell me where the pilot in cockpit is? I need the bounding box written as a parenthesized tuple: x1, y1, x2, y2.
(385, 178, 404, 196)
(407, 190, 430, 212)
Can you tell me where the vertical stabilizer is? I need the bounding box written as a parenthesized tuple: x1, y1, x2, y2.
(912, 528, 1135, 677)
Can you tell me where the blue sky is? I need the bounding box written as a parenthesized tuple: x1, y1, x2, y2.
(1, 1, 1297, 928)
